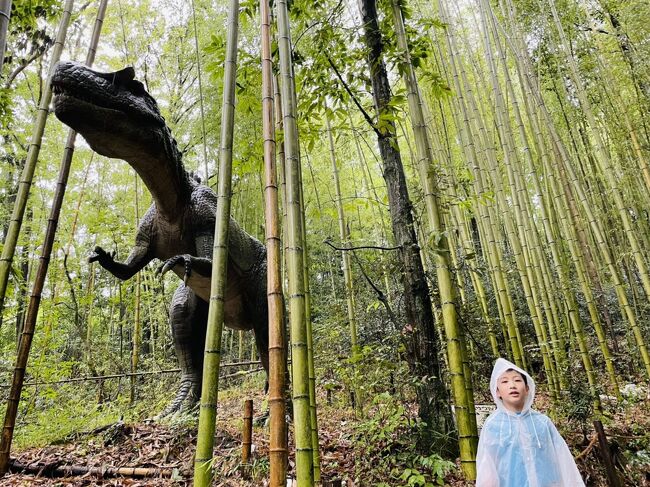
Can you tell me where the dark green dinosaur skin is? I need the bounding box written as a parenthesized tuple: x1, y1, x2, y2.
(52, 61, 269, 414)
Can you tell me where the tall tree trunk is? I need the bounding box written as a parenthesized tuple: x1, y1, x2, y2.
(358, 0, 455, 455)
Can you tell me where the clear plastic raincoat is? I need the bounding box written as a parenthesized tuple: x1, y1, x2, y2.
(475, 358, 585, 487)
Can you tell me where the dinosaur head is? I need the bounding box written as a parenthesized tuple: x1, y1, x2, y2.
(53, 62, 194, 217)
(52, 61, 169, 160)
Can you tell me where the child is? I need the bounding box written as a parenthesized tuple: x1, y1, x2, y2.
(475, 358, 585, 487)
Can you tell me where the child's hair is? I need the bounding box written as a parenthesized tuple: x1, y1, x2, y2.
(505, 368, 528, 386)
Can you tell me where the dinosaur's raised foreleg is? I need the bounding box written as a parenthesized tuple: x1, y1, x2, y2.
(158, 284, 208, 416)
(89, 245, 152, 280)
(159, 254, 212, 302)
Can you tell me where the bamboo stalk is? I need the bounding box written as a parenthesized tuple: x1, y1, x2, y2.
(438, 1, 524, 368)
(190, 0, 209, 182)
(0, 0, 11, 77)
(260, 1, 288, 483)
(475, 0, 560, 398)
(131, 174, 142, 404)
(0, 1, 106, 474)
(9, 460, 174, 479)
(299, 155, 321, 482)
(392, 0, 476, 475)
(242, 399, 253, 465)
(276, 0, 313, 482)
(484, 3, 570, 383)
(498, 0, 622, 392)
(193, 0, 239, 484)
(325, 110, 360, 419)
(0, 0, 75, 316)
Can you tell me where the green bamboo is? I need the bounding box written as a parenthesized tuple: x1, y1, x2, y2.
(475, 0, 561, 398)
(544, 0, 650, 378)
(0, 0, 11, 78)
(190, 0, 209, 182)
(130, 175, 142, 403)
(498, 0, 622, 389)
(260, 0, 288, 482)
(276, 0, 313, 482)
(0, 0, 104, 474)
(546, 0, 650, 305)
(392, 1, 477, 475)
(193, 0, 239, 484)
(484, 3, 570, 379)
(299, 168, 321, 482)
(548, 169, 619, 398)
(325, 112, 359, 357)
(0, 0, 74, 315)
(438, 3, 524, 367)
(514, 13, 650, 378)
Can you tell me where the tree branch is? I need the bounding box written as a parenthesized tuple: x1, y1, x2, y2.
(326, 55, 383, 139)
(324, 239, 400, 252)
(350, 250, 398, 326)
(4, 50, 46, 89)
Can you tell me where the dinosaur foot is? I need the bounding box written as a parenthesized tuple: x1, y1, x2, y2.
(155, 379, 200, 419)
(253, 409, 270, 427)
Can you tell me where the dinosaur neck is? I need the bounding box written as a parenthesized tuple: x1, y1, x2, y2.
(125, 131, 192, 222)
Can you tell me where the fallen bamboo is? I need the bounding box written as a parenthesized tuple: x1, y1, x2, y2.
(574, 435, 597, 462)
(9, 459, 175, 479)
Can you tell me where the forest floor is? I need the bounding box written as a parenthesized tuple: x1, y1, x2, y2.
(1, 378, 649, 486)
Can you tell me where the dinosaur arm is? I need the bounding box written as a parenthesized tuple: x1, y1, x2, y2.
(90, 244, 152, 280)
(90, 206, 155, 280)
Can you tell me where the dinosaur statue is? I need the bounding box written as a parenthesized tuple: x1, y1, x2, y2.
(51, 61, 269, 415)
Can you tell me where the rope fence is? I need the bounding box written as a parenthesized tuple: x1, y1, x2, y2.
(0, 360, 265, 388)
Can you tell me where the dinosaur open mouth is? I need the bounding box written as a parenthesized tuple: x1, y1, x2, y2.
(51, 62, 164, 128)
(52, 83, 158, 127)
(53, 85, 119, 111)
(52, 89, 127, 136)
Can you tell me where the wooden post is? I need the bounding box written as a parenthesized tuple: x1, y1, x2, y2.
(593, 420, 623, 487)
(242, 399, 253, 465)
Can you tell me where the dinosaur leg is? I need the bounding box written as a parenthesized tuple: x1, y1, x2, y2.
(253, 325, 270, 378)
(159, 284, 208, 416)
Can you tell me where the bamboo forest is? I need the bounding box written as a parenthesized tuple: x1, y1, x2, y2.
(1, 0, 650, 485)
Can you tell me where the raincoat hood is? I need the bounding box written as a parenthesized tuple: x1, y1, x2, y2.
(490, 358, 536, 414)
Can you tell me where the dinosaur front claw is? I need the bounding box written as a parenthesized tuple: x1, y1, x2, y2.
(158, 254, 193, 285)
(88, 246, 114, 265)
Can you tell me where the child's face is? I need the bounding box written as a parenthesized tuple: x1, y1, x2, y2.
(496, 370, 529, 412)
